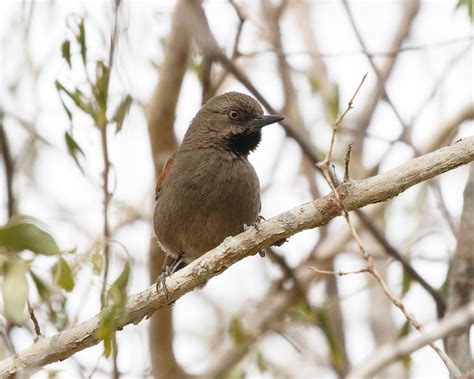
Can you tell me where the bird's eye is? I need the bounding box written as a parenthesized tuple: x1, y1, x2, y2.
(228, 110, 240, 120)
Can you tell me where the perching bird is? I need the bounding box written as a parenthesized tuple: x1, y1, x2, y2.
(153, 92, 284, 268)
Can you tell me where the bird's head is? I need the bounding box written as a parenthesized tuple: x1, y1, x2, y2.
(182, 92, 284, 157)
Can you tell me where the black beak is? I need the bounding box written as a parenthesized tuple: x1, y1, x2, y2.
(251, 115, 285, 129)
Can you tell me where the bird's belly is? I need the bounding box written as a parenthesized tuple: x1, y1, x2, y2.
(154, 160, 260, 262)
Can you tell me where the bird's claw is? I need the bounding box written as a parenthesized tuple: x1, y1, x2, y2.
(156, 272, 170, 304)
(154, 254, 184, 306)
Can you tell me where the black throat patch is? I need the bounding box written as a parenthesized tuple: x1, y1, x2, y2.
(226, 129, 262, 156)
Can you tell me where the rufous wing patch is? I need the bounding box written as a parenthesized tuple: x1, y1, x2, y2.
(155, 155, 175, 201)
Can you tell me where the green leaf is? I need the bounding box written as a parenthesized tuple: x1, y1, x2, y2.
(65, 131, 85, 174)
(256, 350, 267, 373)
(229, 315, 244, 346)
(91, 247, 103, 274)
(0, 221, 60, 255)
(456, 0, 473, 21)
(58, 97, 73, 121)
(112, 95, 132, 134)
(2, 260, 29, 324)
(77, 19, 87, 65)
(61, 39, 71, 67)
(316, 306, 345, 371)
(55, 80, 95, 117)
(47, 369, 61, 379)
(107, 262, 130, 306)
(325, 84, 340, 123)
(52, 257, 75, 292)
(97, 261, 131, 358)
(223, 369, 244, 379)
(397, 320, 413, 369)
(93, 60, 110, 124)
(30, 270, 51, 301)
(291, 301, 318, 323)
(401, 268, 412, 297)
(397, 320, 410, 339)
(97, 308, 114, 358)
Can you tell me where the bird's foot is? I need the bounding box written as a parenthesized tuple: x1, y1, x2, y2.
(254, 215, 266, 231)
(155, 254, 184, 305)
(155, 272, 170, 304)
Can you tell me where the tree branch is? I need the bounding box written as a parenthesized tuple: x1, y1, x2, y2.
(0, 137, 473, 377)
(347, 302, 474, 378)
(446, 163, 474, 372)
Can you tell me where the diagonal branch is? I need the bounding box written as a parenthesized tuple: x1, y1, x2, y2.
(347, 302, 474, 378)
(0, 137, 473, 377)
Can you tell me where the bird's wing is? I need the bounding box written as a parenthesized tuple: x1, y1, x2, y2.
(155, 153, 175, 201)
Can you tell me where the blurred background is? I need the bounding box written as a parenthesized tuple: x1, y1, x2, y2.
(0, 0, 473, 378)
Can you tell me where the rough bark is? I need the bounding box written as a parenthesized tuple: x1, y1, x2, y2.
(446, 163, 474, 373)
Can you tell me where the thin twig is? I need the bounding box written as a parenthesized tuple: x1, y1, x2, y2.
(100, 0, 121, 309)
(355, 208, 447, 318)
(27, 302, 42, 341)
(207, 0, 247, 97)
(309, 266, 370, 277)
(322, 73, 367, 165)
(241, 35, 473, 59)
(343, 143, 353, 182)
(341, 0, 412, 132)
(316, 72, 461, 377)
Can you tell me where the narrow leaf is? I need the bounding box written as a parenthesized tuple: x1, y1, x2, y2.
(316, 306, 345, 371)
(64, 131, 85, 174)
(0, 221, 60, 255)
(30, 270, 51, 301)
(61, 39, 71, 67)
(107, 261, 130, 306)
(91, 247, 103, 274)
(2, 260, 29, 324)
(397, 320, 411, 339)
(97, 308, 114, 358)
(77, 19, 87, 65)
(55, 80, 95, 116)
(52, 257, 75, 292)
(256, 351, 267, 373)
(229, 315, 244, 346)
(401, 268, 412, 297)
(112, 95, 132, 134)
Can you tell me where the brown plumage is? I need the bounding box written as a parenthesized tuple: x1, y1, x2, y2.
(153, 92, 284, 264)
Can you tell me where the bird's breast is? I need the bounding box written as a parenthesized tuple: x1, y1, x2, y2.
(154, 150, 261, 260)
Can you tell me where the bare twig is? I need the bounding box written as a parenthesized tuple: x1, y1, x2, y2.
(245, 35, 473, 59)
(315, 74, 461, 377)
(355, 209, 447, 317)
(343, 143, 352, 182)
(341, 0, 413, 132)
(27, 302, 42, 342)
(319, 73, 367, 166)
(309, 266, 370, 277)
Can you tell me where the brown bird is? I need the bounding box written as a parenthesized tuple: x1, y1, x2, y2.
(153, 92, 284, 270)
